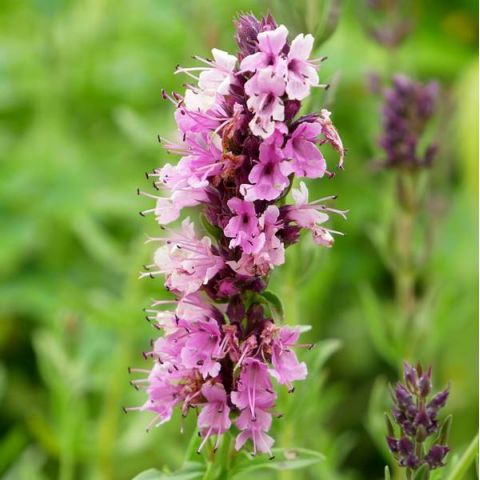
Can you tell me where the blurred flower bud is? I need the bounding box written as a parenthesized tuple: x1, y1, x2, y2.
(376, 74, 439, 170)
(358, 0, 414, 49)
(386, 362, 451, 474)
(269, 0, 342, 49)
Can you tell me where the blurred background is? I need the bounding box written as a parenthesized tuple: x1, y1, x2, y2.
(0, 0, 477, 479)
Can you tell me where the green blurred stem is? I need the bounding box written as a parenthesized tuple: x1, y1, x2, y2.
(392, 171, 420, 356)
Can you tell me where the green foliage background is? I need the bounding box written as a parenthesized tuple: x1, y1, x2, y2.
(0, 0, 477, 479)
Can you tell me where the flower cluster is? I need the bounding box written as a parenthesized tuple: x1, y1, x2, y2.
(378, 74, 438, 169)
(127, 13, 346, 457)
(386, 362, 450, 472)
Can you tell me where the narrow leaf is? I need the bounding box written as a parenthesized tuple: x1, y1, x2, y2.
(384, 465, 391, 480)
(445, 435, 479, 480)
(231, 447, 324, 478)
(259, 291, 284, 323)
(132, 462, 205, 480)
(437, 415, 453, 445)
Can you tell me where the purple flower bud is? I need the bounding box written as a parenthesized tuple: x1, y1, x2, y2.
(395, 383, 414, 408)
(425, 445, 449, 469)
(227, 296, 246, 324)
(398, 436, 414, 455)
(428, 388, 450, 411)
(418, 367, 432, 398)
(235, 13, 277, 59)
(386, 436, 399, 454)
(403, 362, 418, 391)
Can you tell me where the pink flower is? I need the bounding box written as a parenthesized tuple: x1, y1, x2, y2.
(142, 219, 224, 294)
(285, 34, 319, 100)
(245, 68, 286, 138)
(224, 198, 261, 253)
(241, 129, 289, 201)
(285, 182, 346, 247)
(282, 122, 326, 178)
(127, 364, 203, 430)
(198, 49, 238, 96)
(180, 317, 222, 378)
(174, 102, 227, 134)
(240, 25, 288, 74)
(142, 163, 208, 224)
(227, 206, 285, 276)
(235, 408, 274, 457)
(176, 48, 237, 111)
(231, 359, 276, 456)
(231, 358, 276, 413)
(269, 326, 307, 389)
(197, 383, 231, 451)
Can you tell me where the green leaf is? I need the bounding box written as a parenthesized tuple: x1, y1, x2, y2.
(444, 435, 479, 480)
(200, 214, 222, 241)
(437, 415, 453, 445)
(384, 465, 391, 480)
(184, 429, 202, 463)
(259, 291, 284, 323)
(230, 447, 324, 478)
(413, 463, 430, 480)
(358, 285, 398, 366)
(132, 462, 205, 480)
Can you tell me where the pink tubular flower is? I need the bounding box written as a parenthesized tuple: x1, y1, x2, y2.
(197, 49, 238, 96)
(224, 198, 261, 253)
(245, 68, 286, 138)
(176, 49, 237, 111)
(142, 219, 224, 294)
(235, 407, 274, 457)
(197, 383, 231, 451)
(232, 359, 276, 456)
(240, 25, 288, 74)
(268, 326, 308, 390)
(241, 128, 289, 201)
(180, 317, 222, 378)
(285, 182, 346, 247)
(282, 122, 326, 178)
(227, 205, 285, 277)
(231, 359, 276, 414)
(285, 34, 319, 100)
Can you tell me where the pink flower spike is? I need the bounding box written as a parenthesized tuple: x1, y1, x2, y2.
(285, 34, 319, 100)
(282, 122, 326, 178)
(197, 383, 231, 452)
